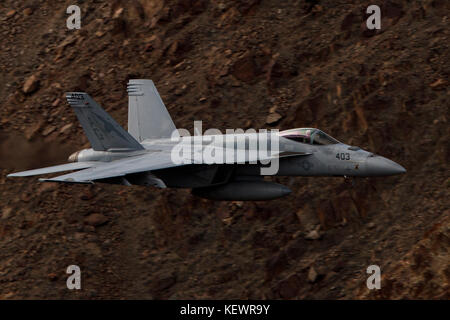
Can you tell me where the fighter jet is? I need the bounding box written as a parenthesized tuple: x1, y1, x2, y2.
(7, 79, 406, 200)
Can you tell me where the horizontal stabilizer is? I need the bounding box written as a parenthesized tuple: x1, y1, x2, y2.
(7, 161, 97, 177)
(37, 151, 185, 183)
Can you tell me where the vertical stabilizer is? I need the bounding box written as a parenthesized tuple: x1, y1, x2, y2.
(127, 79, 177, 141)
(66, 92, 144, 151)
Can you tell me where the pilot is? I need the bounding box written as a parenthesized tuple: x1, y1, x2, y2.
(305, 129, 312, 144)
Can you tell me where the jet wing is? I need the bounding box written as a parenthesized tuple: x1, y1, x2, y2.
(39, 151, 185, 183)
(7, 161, 98, 177)
(24, 146, 311, 183)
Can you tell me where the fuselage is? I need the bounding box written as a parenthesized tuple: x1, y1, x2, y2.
(68, 129, 406, 178)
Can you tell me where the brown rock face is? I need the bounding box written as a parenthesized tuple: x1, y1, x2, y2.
(84, 214, 108, 227)
(276, 274, 300, 299)
(0, 0, 448, 300)
(232, 55, 258, 82)
(304, 230, 321, 240)
(307, 267, 318, 283)
(266, 112, 282, 125)
(23, 8, 33, 16)
(6, 10, 16, 18)
(23, 74, 40, 94)
(357, 212, 450, 299)
(265, 251, 288, 281)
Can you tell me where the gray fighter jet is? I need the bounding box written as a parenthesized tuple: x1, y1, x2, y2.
(7, 79, 406, 200)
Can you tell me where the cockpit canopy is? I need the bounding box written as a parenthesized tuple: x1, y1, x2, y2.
(279, 128, 339, 145)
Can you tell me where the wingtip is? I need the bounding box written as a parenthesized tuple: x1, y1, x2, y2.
(7, 172, 23, 178)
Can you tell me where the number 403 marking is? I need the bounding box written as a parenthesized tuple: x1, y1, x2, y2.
(336, 153, 350, 160)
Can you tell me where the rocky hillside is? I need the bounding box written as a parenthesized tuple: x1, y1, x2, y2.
(0, 0, 448, 299)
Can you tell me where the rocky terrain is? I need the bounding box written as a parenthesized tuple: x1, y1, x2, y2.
(0, 0, 448, 299)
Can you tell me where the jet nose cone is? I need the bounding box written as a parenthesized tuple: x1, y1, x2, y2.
(365, 156, 406, 176)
